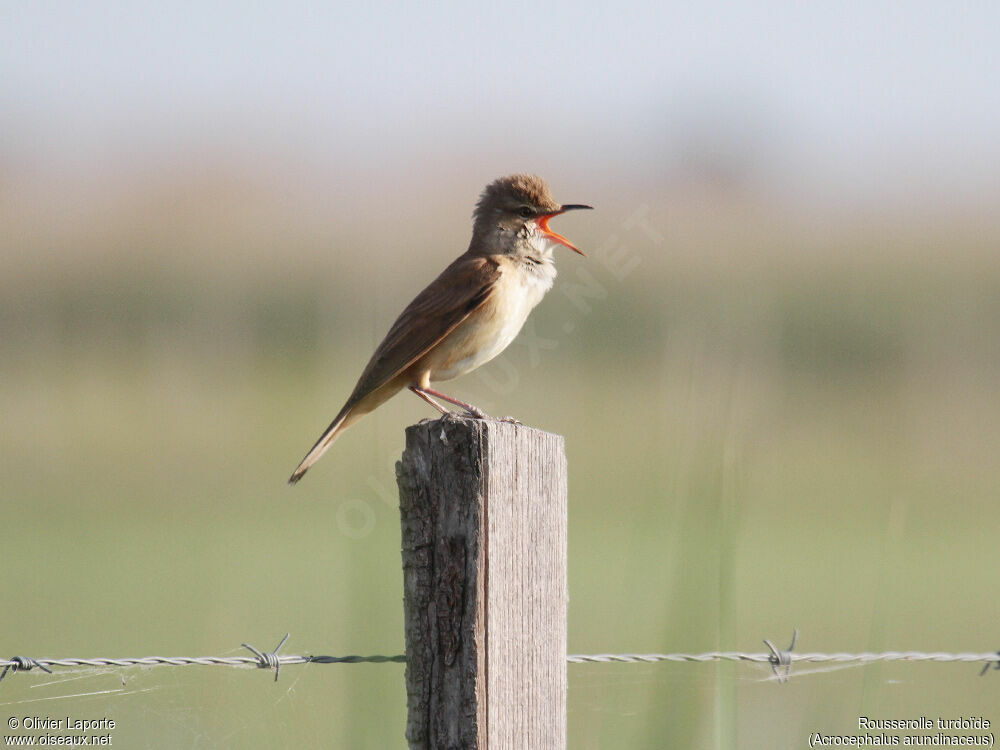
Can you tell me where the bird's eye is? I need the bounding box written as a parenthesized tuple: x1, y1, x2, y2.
(517, 206, 534, 219)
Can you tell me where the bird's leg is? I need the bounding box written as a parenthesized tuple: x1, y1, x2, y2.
(408, 386, 451, 415)
(422, 387, 490, 419)
(410, 386, 490, 419)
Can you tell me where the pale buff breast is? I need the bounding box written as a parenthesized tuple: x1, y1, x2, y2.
(423, 258, 555, 382)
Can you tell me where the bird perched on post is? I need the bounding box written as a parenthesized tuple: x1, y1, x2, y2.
(288, 174, 591, 484)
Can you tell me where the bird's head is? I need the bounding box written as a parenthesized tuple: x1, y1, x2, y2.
(471, 174, 592, 257)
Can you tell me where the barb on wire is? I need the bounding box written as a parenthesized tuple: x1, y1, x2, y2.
(242, 633, 290, 682)
(0, 656, 53, 683)
(979, 650, 1000, 677)
(763, 629, 798, 683)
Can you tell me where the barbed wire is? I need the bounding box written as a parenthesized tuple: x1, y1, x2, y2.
(3, 632, 998, 685)
(565, 651, 1000, 665)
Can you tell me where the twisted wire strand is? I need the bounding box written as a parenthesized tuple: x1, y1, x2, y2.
(3, 650, 997, 679)
(565, 651, 1000, 665)
(0, 654, 406, 671)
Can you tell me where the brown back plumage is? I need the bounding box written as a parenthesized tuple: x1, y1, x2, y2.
(345, 254, 501, 407)
(287, 255, 500, 484)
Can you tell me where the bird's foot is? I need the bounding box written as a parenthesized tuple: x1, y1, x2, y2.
(434, 410, 486, 424)
(499, 416, 522, 425)
(462, 405, 490, 420)
(411, 386, 490, 420)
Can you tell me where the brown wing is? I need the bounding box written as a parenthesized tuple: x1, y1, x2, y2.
(344, 253, 501, 406)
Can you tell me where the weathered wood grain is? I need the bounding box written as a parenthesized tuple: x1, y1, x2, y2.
(397, 415, 567, 749)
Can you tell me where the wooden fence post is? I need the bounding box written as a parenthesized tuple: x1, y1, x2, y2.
(397, 415, 568, 749)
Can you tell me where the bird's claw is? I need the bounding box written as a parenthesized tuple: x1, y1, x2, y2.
(499, 416, 522, 425)
(437, 409, 488, 422)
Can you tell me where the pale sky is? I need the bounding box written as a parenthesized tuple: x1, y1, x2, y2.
(3, 0, 999, 198)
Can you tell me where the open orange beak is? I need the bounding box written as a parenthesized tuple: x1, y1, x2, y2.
(537, 204, 592, 256)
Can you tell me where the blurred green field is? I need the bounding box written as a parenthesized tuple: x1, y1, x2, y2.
(2, 183, 1000, 747)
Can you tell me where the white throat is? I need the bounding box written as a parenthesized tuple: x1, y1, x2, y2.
(526, 224, 563, 262)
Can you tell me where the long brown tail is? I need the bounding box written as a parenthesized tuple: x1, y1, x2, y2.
(287, 405, 355, 484)
(288, 378, 406, 484)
